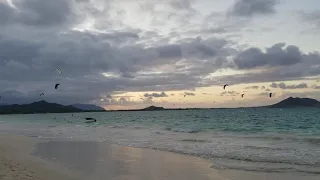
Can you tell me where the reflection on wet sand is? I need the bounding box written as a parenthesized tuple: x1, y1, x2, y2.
(33, 141, 229, 180)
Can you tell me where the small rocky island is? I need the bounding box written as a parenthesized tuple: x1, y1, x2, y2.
(141, 106, 165, 111)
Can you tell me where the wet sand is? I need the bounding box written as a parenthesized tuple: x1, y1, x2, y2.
(0, 134, 229, 180)
(1, 134, 319, 180)
(33, 141, 230, 180)
(0, 135, 83, 180)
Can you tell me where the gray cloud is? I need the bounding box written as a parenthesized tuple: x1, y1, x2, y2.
(244, 85, 259, 89)
(169, 0, 192, 10)
(144, 92, 168, 98)
(312, 85, 320, 89)
(300, 10, 320, 28)
(1, 0, 75, 27)
(270, 82, 278, 88)
(269, 82, 308, 89)
(184, 92, 196, 96)
(220, 91, 240, 96)
(0, 0, 319, 108)
(234, 43, 303, 69)
(156, 44, 182, 59)
(228, 0, 278, 17)
(259, 92, 274, 96)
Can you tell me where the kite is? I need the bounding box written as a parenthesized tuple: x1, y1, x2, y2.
(55, 83, 60, 89)
(53, 68, 62, 76)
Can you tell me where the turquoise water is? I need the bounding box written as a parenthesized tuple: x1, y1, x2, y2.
(2, 108, 319, 136)
(0, 108, 319, 174)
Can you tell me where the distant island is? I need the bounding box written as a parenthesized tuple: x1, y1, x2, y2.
(0, 101, 105, 114)
(268, 97, 320, 108)
(0, 97, 319, 114)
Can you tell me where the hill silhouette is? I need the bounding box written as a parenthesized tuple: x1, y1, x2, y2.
(0, 100, 83, 114)
(269, 97, 320, 108)
(71, 103, 105, 111)
(1, 97, 319, 114)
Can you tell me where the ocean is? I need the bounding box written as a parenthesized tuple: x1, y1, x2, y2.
(0, 108, 319, 175)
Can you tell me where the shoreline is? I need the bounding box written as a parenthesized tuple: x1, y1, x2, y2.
(1, 123, 320, 178)
(0, 132, 319, 180)
(0, 133, 230, 180)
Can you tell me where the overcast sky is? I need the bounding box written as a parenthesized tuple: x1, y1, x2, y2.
(1, 0, 320, 109)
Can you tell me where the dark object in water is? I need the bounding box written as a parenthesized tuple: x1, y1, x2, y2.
(85, 117, 97, 123)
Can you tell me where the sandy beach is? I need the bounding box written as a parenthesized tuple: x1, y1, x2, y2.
(0, 135, 84, 180)
(1, 132, 319, 180)
(1, 127, 320, 180)
(0, 134, 229, 180)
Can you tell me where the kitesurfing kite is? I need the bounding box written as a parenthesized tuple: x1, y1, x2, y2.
(269, 92, 272, 98)
(241, 94, 244, 98)
(53, 68, 62, 76)
(55, 83, 60, 89)
(223, 84, 228, 90)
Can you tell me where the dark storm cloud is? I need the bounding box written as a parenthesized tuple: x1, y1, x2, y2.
(144, 92, 168, 98)
(269, 82, 308, 89)
(228, 0, 278, 17)
(234, 43, 303, 69)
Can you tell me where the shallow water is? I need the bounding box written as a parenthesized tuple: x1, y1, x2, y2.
(32, 141, 221, 180)
(0, 108, 319, 175)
